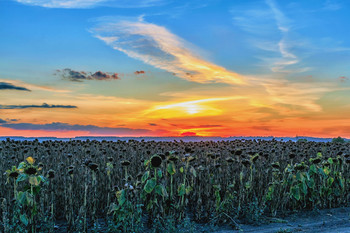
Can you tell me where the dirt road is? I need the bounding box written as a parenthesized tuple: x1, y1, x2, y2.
(215, 207, 350, 233)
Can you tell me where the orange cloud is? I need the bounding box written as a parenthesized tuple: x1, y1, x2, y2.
(92, 19, 245, 85)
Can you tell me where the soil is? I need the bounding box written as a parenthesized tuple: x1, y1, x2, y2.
(51, 207, 350, 232)
(215, 207, 350, 233)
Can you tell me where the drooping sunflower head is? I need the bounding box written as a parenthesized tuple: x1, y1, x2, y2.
(121, 160, 131, 167)
(48, 169, 55, 179)
(150, 155, 162, 168)
(88, 163, 99, 172)
(9, 171, 19, 178)
(24, 166, 38, 175)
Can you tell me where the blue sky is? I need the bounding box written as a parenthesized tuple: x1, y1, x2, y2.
(0, 0, 349, 137)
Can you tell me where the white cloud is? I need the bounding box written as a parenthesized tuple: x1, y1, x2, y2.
(91, 18, 245, 85)
(231, 0, 307, 73)
(15, 0, 167, 8)
(91, 17, 344, 114)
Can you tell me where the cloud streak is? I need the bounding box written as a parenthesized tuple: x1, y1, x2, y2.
(232, 0, 307, 73)
(14, 0, 168, 8)
(56, 68, 120, 82)
(265, 0, 301, 73)
(0, 79, 70, 93)
(0, 82, 31, 91)
(91, 18, 245, 85)
(0, 103, 77, 109)
(0, 122, 151, 135)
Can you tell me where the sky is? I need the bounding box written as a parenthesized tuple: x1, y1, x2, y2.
(0, 0, 349, 138)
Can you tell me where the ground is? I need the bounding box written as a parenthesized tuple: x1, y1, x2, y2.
(215, 207, 350, 233)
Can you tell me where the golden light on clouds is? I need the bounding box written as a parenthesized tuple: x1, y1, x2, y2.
(92, 20, 246, 85)
(143, 97, 246, 119)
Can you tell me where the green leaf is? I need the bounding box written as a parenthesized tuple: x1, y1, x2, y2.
(180, 167, 184, 173)
(26, 192, 34, 206)
(323, 167, 330, 176)
(186, 186, 193, 195)
(309, 164, 317, 174)
(327, 177, 334, 187)
(17, 191, 27, 205)
(190, 166, 196, 177)
(144, 178, 156, 193)
(291, 186, 301, 201)
(178, 183, 186, 196)
(18, 162, 26, 170)
(266, 186, 274, 201)
(307, 177, 315, 189)
(117, 190, 126, 206)
(39, 175, 47, 184)
(299, 182, 308, 195)
(141, 171, 150, 183)
(32, 186, 41, 195)
(339, 178, 345, 189)
(296, 172, 304, 182)
(29, 176, 39, 186)
(328, 158, 334, 165)
(155, 185, 166, 197)
(146, 200, 153, 210)
(16, 174, 28, 183)
(157, 169, 162, 179)
(20, 214, 28, 226)
(167, 162, 176, 176)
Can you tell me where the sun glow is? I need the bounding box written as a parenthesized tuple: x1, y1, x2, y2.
(143, 97, 245, 118)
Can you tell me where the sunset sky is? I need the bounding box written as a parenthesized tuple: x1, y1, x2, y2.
(0, 0, 349, 137)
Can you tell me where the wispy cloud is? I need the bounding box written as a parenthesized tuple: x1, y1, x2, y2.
(15, 0, 106, 8)
(0, 103, 77, 109)
(232, 0, 308, 73)
(91, 18, 245, 85)
(91, 16, 345, 115)
(14, 0, 168, 8)
(265, 0, 301, 73)
(260, 80, 341, 111)
(56, 68, 120, 82)
(0, 79, 70, 93)
(0, 122, 151, 136)
(0, 82, 31, 91)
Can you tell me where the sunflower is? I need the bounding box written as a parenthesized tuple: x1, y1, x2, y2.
(151, 155, 162, 168)
(121, 160, 131, 166)
(9, 171, 19, 178)
(311, 158, 321, 164)
(88, 163, 99, 172)
(24, 166, 38, 175)
(271, 162, 280, 169)
(226, 157, 234, 163)
(48, 169, 55, 179)
(241, 160, 251, 167)
(295, 163, 307, 171)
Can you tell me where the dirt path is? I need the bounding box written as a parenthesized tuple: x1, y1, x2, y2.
(215, 207, 350, 233)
